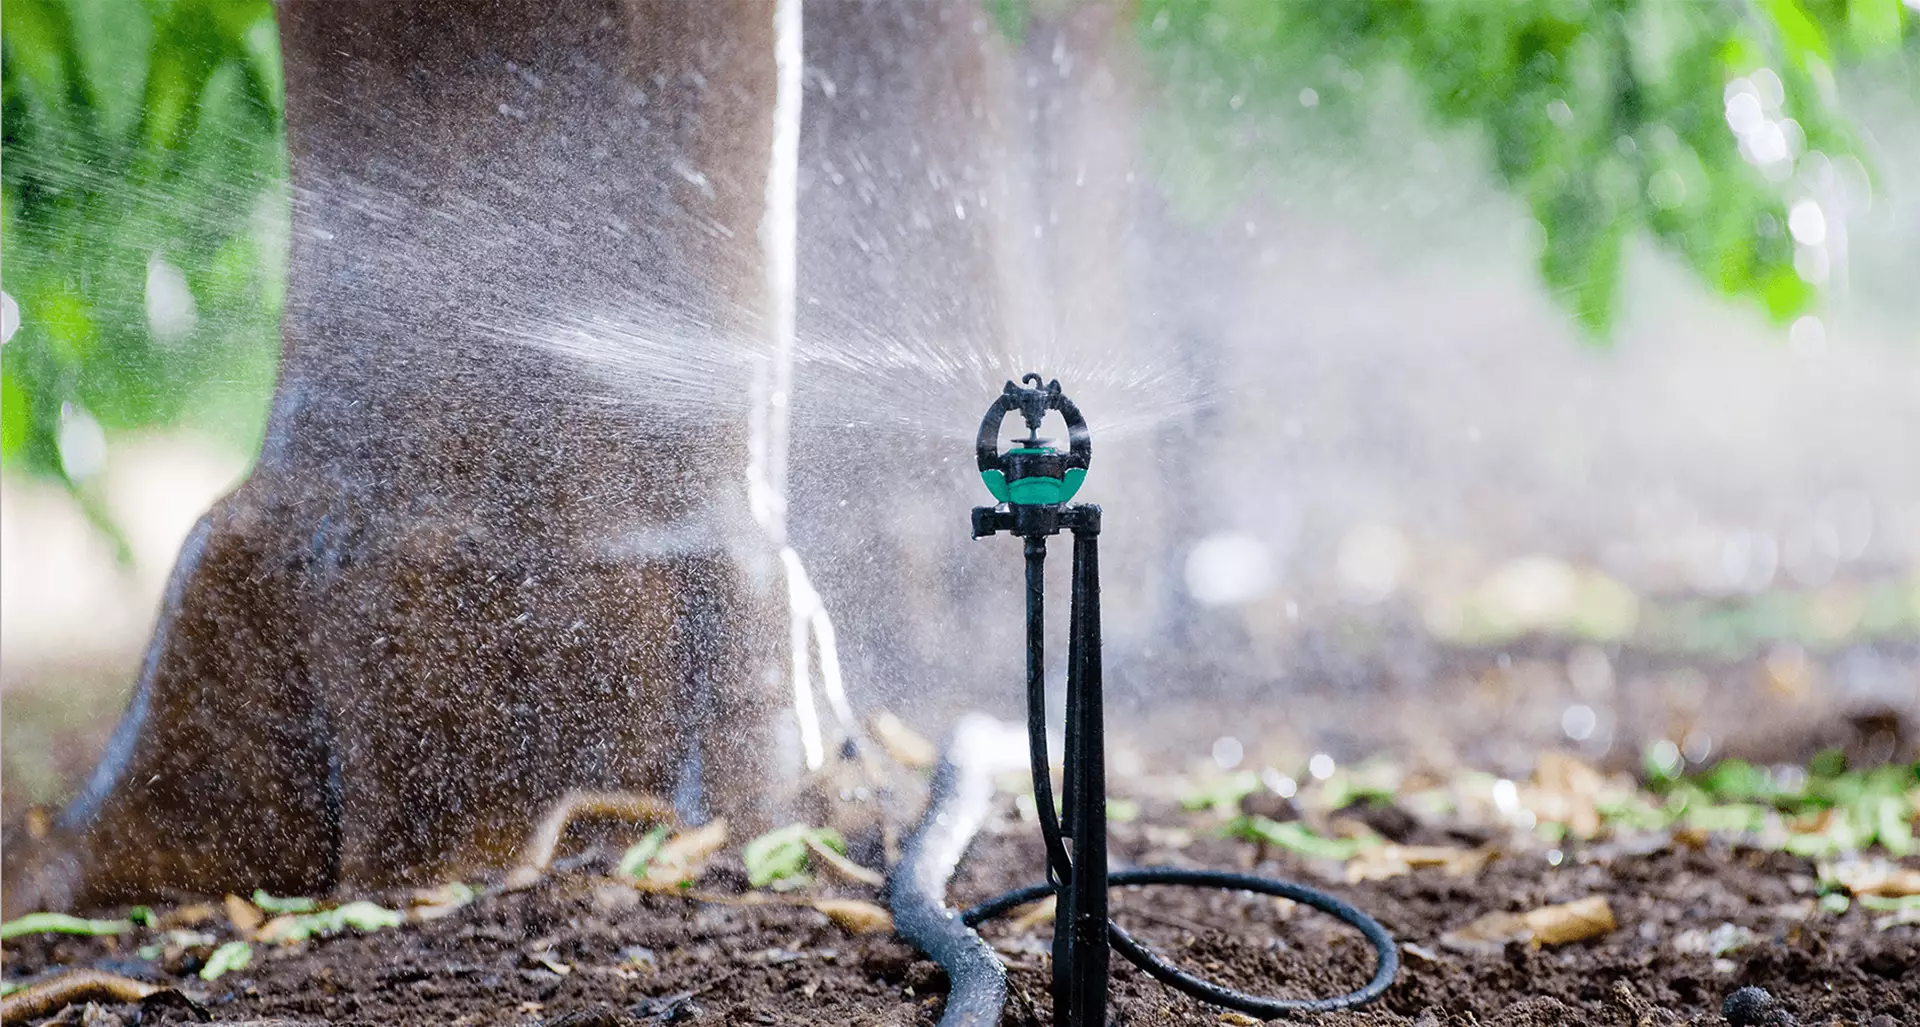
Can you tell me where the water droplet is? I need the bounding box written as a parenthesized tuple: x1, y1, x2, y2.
(1492, 778, 1519, 815)
(1185, 532, 1275, 607)
(1788, 200, 1826, 246)
(1788, 315, 1827, 358)
(1336, 523, 1407, 605)
(1561, 704, 1597, 742)
(1724, 91, 1764, 135)
(145, 253, 198, 346)
(57, 403, 107, 481)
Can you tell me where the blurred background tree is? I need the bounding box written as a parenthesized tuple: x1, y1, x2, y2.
(2, 0, 285, 550)
(1130, 0, 1914, 335)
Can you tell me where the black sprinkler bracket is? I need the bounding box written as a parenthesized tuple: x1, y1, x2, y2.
(972, 374, 1093, 541)
(958, 375, 1399, 1027)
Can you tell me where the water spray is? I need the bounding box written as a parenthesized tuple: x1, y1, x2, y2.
(898, 375, 1399, 1025)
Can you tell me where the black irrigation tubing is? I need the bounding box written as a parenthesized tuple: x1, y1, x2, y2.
(963, 869, 1401, 1016)
(892, 732, 1400, 1024)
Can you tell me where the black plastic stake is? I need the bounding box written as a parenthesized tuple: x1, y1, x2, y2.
(1061, 513, 1108, 1025)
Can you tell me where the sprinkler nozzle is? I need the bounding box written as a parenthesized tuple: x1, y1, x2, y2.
(975, 375, 1091, 512)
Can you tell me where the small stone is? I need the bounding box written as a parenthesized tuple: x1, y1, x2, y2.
(1239, 791, 1298, 822)
(1722, 986, 1781, 1027)
(1331, 799, 1421, 843)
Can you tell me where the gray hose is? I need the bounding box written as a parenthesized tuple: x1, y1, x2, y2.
(885, 715, 1027, 1027)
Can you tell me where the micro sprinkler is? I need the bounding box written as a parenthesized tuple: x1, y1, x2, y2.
(958, 374, 1400, 1025)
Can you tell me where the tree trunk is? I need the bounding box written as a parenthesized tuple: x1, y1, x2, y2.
(6, 0, 787, 913)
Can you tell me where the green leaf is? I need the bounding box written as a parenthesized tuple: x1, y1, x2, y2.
(198, 939, 252, 980)
(323, 900, 404, 933)
(1759, 0, 1832, 68)
(267, 900, 403, 943)
(1858, 893, 1920, 913)
(742, 824, 847, 889)
(618, 825, 671, 879)
(984, 0, 1031, 43)
(1869, 795, 1912, 856)
(0, 912, 132, 940)
(1642, 742, 1683, 783)
(1783, 808, 1870, 857)
(1846, 0, 1905, 55)
(1683, 802, 1769, 834)
(0, 371, 30, 463)
(250, 890, 317, 914)
(1699, 759, 1771, 802)
(1180, 771, 1260, 815)
(1225, 815, 1370, 861)
(1596, 793, 1672, 832)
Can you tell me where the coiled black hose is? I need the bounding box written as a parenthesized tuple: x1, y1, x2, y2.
(888, 716, 1399, 1025)
(964, 867, 1399, 1016)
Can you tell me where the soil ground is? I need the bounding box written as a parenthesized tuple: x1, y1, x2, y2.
(4, 786, 1916, 1027)
(5, 638, 1915, 1025)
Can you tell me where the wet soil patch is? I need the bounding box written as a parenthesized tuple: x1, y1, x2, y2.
(5, 798, 1915, 1026)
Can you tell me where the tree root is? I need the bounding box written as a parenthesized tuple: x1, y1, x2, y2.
(506, 789, 676, 889)
(1, 969, 158, 1025)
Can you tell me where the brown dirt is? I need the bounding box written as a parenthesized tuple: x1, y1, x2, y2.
(4, 790, 1916, 1027)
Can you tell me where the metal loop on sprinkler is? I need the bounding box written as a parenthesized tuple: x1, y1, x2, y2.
(953, 374, 1399, 1025)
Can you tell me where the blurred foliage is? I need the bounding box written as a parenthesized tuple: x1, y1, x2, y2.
(1192, 749, 1918, 863)
(1134, 0, 1914, 336)
(2, 0, 1912, 497)
(1648, 752, 1920, 858)
(1, 0, 285, 496)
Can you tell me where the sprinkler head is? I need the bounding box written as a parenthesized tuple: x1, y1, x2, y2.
(975, 374, 1091, 509)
